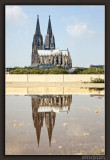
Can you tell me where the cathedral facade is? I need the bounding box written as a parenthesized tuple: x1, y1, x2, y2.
(31, 15, 72, 69)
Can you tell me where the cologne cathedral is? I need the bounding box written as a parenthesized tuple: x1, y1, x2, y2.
(31, 15, 72, 69)
(31, 95, 72, 147)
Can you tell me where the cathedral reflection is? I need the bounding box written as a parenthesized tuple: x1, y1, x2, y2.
(31, 95, 72, 147)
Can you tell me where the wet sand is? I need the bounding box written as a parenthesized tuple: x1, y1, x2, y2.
(6, 82, 104, 95)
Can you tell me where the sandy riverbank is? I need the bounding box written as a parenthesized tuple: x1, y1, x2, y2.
(6, 82, 104, 88)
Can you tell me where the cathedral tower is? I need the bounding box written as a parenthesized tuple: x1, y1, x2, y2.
(31, 15, 43, 64)
(44, 15, 55, 50)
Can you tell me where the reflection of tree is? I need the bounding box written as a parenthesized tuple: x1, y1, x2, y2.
(31, 95, 72, 147)
(80, 87, 104, 99)
(89, 88, 104, 99)
(90, 94, 104, 99)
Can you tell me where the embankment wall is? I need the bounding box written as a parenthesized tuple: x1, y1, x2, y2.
(6, 74, 104, 83)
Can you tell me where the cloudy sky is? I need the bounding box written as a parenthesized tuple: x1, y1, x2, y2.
(6, 5, 105, 68)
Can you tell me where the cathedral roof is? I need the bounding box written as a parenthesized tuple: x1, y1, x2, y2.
(37, 49, 69, 56)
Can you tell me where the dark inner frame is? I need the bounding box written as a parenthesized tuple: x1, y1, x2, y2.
(0, 0, 110, 160)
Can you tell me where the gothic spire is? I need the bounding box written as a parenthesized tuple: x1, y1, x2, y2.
(44, 15, 55, 50)
(36, 15, 41, 34)
(47, 15, 52, 36)
(32, 14, 43, 64)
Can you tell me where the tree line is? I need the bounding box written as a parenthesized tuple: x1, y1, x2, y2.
(9, 67, 104, 74)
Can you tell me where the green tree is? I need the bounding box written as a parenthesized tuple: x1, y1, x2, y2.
(79, 68, 104, 74)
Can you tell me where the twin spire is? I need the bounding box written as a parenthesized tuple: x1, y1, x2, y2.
(36, 15, 51, 34)
(35, 15, 55, 50)
(47, 15, 52, 35)
(35, 15, 40, 34)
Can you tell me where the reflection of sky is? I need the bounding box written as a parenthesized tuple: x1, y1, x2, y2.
(38, 106, 69, 112)
(6, 95, 104, 155)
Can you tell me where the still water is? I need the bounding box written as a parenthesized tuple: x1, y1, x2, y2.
(6, 93, 104, 155)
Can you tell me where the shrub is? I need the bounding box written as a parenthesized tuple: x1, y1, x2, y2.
(89, 88, 104, 91)
(10, 68, 46, 74)
(49, 68, 69, 74)
(90, 78, 104, 83)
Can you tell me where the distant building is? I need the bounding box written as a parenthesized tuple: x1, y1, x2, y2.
(29, 63, 56, 70)
(90, 65, 104, 69)
(69, 67, 85, 73)
(31, 15, 72, 69)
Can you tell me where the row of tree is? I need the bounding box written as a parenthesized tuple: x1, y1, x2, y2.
(76, 68, 104, 74)
(9, 67, 104, 74)
(9, 68, 69, 74)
